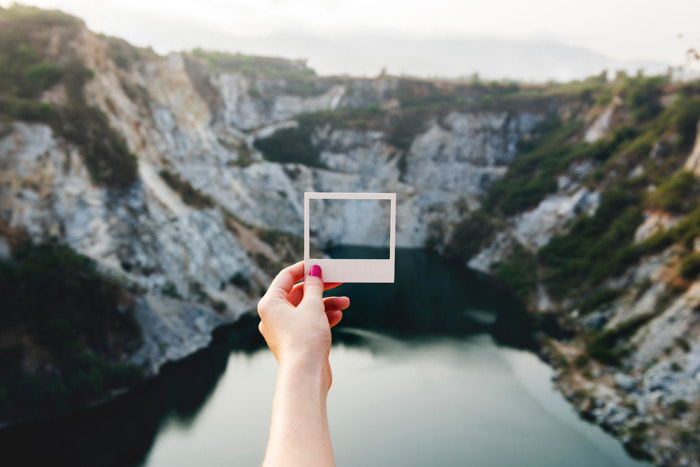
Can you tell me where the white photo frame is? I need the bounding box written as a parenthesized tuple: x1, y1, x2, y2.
(304, 192, 396, 283)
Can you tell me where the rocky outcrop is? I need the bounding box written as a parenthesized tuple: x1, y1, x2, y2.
(129, 294, 236, 375)
(683, 121, 700, 176)
(2, 10, 698, 463)
(0, 22, 545, 383)
(465, 94, 700, 463)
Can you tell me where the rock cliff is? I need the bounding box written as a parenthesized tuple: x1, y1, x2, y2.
(1, 6, 699, 463)
(0, 7, 547, 415)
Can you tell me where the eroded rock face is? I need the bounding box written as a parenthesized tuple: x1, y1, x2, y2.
(0, 28, 546, 378)
(74, 27, 546, 250)
(461, 92, 700, 464)
(130, 295, 235, 375)
(2, 19, 699, 463)
(0, 122, 256, 376)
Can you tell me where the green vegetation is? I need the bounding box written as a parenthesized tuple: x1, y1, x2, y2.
(442, 75, 690, 311)
(625, 436, 654, 462)
(676, 337, 691, 352)
(0, 5, 138, 188)
(621, 75, 667, 124)
(162, 281, 182, 299)
(445, 211, 496, 263)
(57, 63, 138, 188)
(584, 312, 653, 365)
(0, 4, 82, 26)
(189, 48, 316, 80)
(102, 34, 155, 70)
(578, 287, 622, 315)
(672, 97, 700, 150)
(0, 242, 143, 418)
(573, 354, 590, 368)
(484, 117, 635, 216)
(254, 103, 434, 166)
(646, 171, 700, 214)
(638, 205, 700, 256)
(670, 399, 690, 417)
(386, 108, 429, 151)
(540, 189, 644, 299)
(297, 106, 385, 131)
(228, 272, 252, 293)
(254, 120, 323, 167)
(604, 94, 700, 182)
(159, 169, 214, 209)
(492, 242, 537, 302)
(680, 253, 700, 280)
(485, 117, 580, 215)
(0, 6, 68, 119)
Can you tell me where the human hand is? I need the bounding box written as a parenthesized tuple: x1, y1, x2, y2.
(257, 261, 349, 386)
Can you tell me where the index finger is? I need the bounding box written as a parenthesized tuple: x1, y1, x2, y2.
(264, 261, 305, 300)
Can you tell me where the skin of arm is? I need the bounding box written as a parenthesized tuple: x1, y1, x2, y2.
(257, 261, 349, 467)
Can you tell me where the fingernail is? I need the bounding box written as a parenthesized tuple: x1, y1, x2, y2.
(309, 264, 322, 278)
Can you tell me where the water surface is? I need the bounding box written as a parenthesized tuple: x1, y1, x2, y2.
(0, 248, 644, 466)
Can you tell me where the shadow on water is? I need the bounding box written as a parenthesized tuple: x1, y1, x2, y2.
(0, 247, 534, 466)
(328, 247, 534, 348)
(0, 315, 266, 467)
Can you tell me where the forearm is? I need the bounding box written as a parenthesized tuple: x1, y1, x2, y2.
(263, 357, 334, 467)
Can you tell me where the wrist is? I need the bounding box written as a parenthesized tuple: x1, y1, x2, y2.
(278, 354, 331, 394)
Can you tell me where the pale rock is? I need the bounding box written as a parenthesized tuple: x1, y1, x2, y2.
(0, 237, 10, 259)
(634, 211, 679, 243)
(683, 121, 700, 176)
(584, 101, 617, 142)
(614, 373, 637, 391)
(512, 187, 600, 250)
(634, 283, 700, 367)
(129, 294, 236, 375)
(468, 232, 513, 272)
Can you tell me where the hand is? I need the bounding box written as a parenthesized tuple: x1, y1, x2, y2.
(257, 261, 349, 388)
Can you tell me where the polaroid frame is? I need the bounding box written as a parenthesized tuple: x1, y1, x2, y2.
(304, 192, 396, 283)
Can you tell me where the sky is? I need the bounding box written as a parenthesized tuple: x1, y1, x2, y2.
(3, 0, 700, 80)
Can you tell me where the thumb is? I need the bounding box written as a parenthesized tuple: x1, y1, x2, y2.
(300, 264, 324, 307)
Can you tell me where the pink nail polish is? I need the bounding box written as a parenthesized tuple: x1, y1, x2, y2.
(309, 264, 322, 278)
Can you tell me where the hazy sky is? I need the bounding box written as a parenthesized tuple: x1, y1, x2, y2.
(3, 0, 699, 78)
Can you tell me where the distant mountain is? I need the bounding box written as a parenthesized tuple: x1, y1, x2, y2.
(119, 18, 668, 81)
(224, 32, 669, 81)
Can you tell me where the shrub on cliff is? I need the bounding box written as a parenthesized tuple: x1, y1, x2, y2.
(0, 6, 138, 189)
(0, 242, 143, 420)
(672, 98, 700, 150)
(189, 48, 315, 80)
(54, 62, 138, 189)
(638, 205, 700, 256)
(484, 116, 579, 216)
(159, 169, 214, 209)
(540, 189, 644, 299)
(492, 242, 537, 302)
(680, 253, 700, 280)
(646, 170, 700, 214)
(254, 120, 323, 167)
(621, 74, 667, 124)
(445, 211, 496, 263)
(585, 312, 653, 365)
(0, 10, 65, 100)
(386, 109, 428, 152)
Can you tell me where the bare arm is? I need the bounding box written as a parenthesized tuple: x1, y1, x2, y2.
(257, 262, 349, 467)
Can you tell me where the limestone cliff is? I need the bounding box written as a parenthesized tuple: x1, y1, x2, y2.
(0, 7, 546, 420)
(1, 6, 699, 464)
(459, 83, 700, 464)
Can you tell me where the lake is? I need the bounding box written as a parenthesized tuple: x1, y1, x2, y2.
(0, 248, 644, 466)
